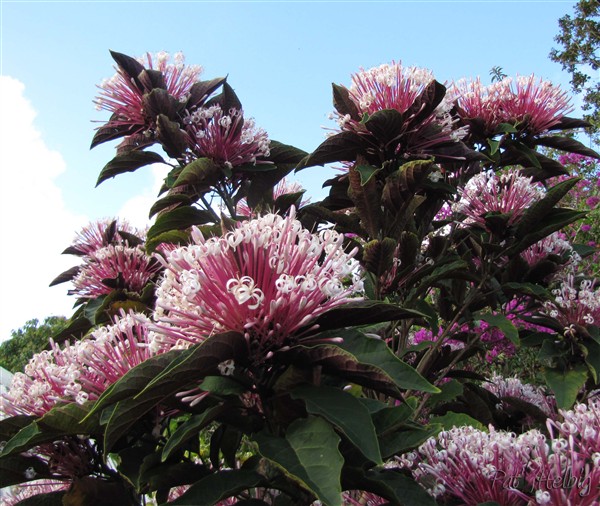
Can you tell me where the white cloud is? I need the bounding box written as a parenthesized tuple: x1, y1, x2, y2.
(0, 77, 87, 342)
(117, 164, 164, 230)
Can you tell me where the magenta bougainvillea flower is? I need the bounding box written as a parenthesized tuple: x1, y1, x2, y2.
(150, 208, 363, 356)
(69, 244, 161, 298)
(453, 170, 543, 229)
(1, 313, 156, 416)
(184, 105, 270, 169)
(94, 51, 202, 135)
(452, 75, 573, 136)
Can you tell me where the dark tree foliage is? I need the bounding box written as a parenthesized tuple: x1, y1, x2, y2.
(550, 0, 600, 138)
(0, 316, 67, 372)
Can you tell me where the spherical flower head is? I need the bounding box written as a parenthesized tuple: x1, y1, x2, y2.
(543, 274, 600, 329)
(347, 61, 440, 117)
(69, 218, 140, 256)
(452, 75, 573, 137)
(150, 208, 363, 357)
(0, 313, 157, 417)
(450, 77, 507, 135)
(70, 244, 161, 298)
(500, 75, 573, 135)
(94, 51, 202, 134)
(334, 61, 466, 157)
(521, 231, 578, 270)
(185, 105, 270, 171)
(453, 170, 543, 229)
(483, 373, 556, 418)
(407, 425, 543, 505)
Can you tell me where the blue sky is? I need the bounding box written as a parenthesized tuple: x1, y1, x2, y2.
(0, 0, 585, 340)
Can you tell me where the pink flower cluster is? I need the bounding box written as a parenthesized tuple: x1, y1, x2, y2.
(150, 209, 363, 357)
(94, 51, 202, 136)
(543, 275, 600, 329)
(482, 373, 557, 418)
(332, 61, 467, 158)
(452, 75, 573, 135)
(1, 313, 157, 417)
(67, 219, 160, 299)
(401, 396, 600, 505)
(453, 169, 543, 230)
(184, 105, 271, 169)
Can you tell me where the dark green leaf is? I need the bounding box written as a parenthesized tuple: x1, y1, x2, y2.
(200, 376, 246, 396)
(311, 301, 426, 332)
(509, 208, 587, 256)
(255, 417, 343, 506)
(355, 164, 382, 186)
(348, 159, 382, 238)
(338, 330, 438, 393)
(147, 206, 214, 241)
(544, 365, 588, 409)
(429, 411, 486, 431)
(343, 467, 436, 506)
(162, 406, 225, 462)
(90, 119, 137, 149)
(172, 158, 221, 189)
(267, 141, 309, 165)
(515, 177, 581, 239)
(363, 238, 396, 277)
(535, 135, 600, 159)
(187, 78, 227, 108)
(291, 385, 382, 464)
(109, 50, 145, 86)
(48, 266, 81, 287)
(167, 469, 263, 506)
(145, 230, 190, 254)
(96, 151, 165, 186)
(2, 402, 99, 457)
(332, 83, 360, 120)
(364, 109, 404, 144)
(102, 333, 246, 452)
(156, 114, 188, 159)
(149, 194, 193, 219)
(476, 313, 519, 345)
(298, 131, 364, 170)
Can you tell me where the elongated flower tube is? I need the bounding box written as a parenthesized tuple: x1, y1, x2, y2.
(453, 169, 543, 229)
(184, 105, 270, 169)
(69, 244, 161, 298)
(150, 208, 363, 357)
(94, 51, 202, 135)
